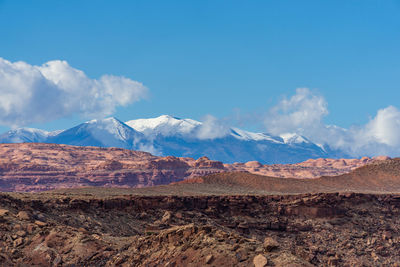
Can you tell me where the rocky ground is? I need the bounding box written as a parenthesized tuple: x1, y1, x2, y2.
(0, 143, 387, 192)
(0, 191, 400, 266)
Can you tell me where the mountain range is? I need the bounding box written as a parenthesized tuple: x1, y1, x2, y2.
(0, 115, 345, 164)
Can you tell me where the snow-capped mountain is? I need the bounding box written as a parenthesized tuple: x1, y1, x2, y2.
(46, 117, 146, 150)
(126, 115, 341, 163)
(126, 115, 201, 137)
(0, 115, 346, 164)
(127, 115, 283, 143)
(0, 128, 51, 143)
(230, 128, 281, 142)
(279, 133, 310, 144)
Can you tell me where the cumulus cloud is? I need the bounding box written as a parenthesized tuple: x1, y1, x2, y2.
(195, 114, 231, 140)
(363, 106, 400, 147)
(264, 88, 400, 157)
(138, 142, 162, 156)
(345, 106, 400, 156)
(0, 58, 148, 127)
(265, 88, 328, 136)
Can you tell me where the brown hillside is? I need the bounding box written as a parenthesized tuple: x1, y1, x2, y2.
(174, 158, 400, 195)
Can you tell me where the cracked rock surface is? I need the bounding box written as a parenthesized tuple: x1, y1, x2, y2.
(0, 192, 400, 266)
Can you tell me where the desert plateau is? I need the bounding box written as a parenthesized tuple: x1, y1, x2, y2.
(0, 144, 400, 266)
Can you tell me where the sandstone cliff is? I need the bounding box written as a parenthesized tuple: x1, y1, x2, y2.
(0, 143, 388, 192)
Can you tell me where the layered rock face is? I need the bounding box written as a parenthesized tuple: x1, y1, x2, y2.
(0, 143, 388, 192)
(0, 143, 224, 192)
(224, 156, 389, 178)
(0, 192, 400, 266)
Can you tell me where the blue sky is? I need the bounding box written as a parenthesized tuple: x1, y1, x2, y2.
(0, 0, 399, 136)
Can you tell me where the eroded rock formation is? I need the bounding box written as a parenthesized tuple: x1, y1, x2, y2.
(0, 143, 389, 192)
(0, 192, 399, 266)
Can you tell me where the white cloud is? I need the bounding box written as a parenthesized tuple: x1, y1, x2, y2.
(265, 88, 328, 136)
(0, 58, 148, 127)
(195, 114, 231, 140)
(363, 106, 400, 147)
(264, 88, 400, 157)
(138, 142, 162, 156)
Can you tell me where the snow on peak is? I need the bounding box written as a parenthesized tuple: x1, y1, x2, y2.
(0, 127, 50, 143)
(230, 128, 282, 143)
(84, 117, 138, 142)
(126, 115, 201, 137)
(86, 117, 121, 125)
(12, 127, 49, 135)
(47, 129, 64, 137)
(126, 115, 298, 143)
(280, 133, 310, 144)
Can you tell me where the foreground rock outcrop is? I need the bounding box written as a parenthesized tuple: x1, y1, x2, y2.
(0, 192, 399, 266)
(0, 143, 388, 192)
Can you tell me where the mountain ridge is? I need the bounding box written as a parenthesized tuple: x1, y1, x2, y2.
(0, 115, 346, 164)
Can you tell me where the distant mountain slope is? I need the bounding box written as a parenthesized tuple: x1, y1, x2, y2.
(126, 115, 339, 163)
(126, 115, 201, 137)
(0, 128, 50, 143)
(0, 115, 347, 164)
(46, 117, 146, 150)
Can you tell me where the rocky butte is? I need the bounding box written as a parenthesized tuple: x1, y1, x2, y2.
(0, 143, 388, 192)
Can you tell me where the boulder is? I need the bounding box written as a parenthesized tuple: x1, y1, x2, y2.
(263, 237, 279, 252)
(34, 220, 47, 227)
(253, 254, 268, 267)
(205, 254, 214, 264)
(17, 211, 30, 220)
(161, 211, 172, 224)
(0, 209, 9, 216)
